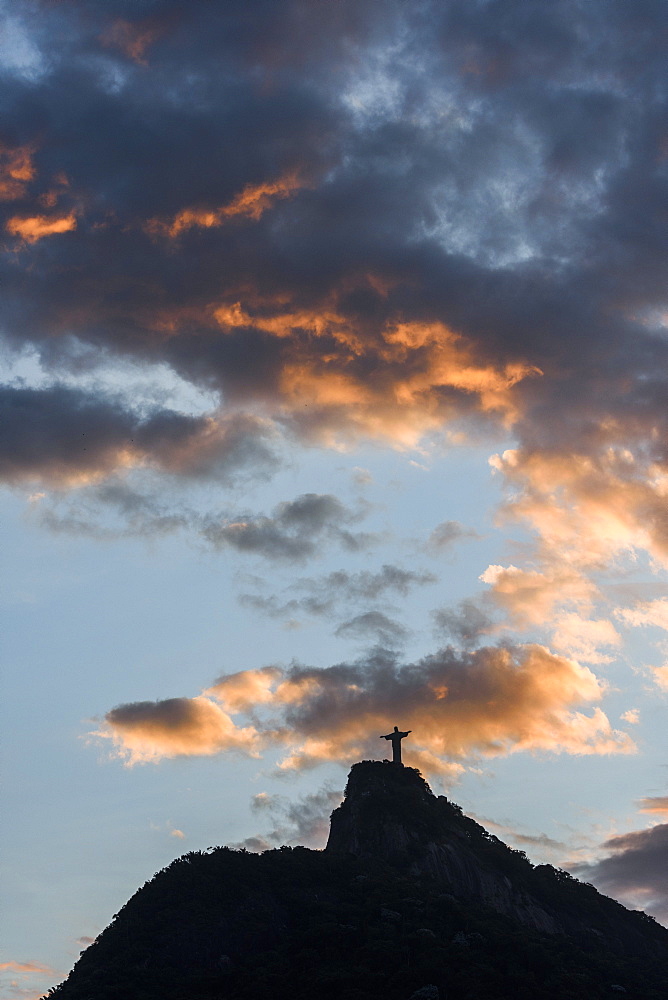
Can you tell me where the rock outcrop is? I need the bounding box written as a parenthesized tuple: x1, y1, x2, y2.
(326, 760, 659, 951)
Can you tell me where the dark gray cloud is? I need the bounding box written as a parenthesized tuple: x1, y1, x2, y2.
(426, 520, 480, 552)
(233, 786, 343, 851)
(201, 493, 373, 562)
(37, 485, 372, 559)
(508, 831, 566, 852)
(334, 611, 408, 647)
(38, 479, 193, 539)
(0, 383, 278, 485)
(432, 598, 496, 648)
(469, 813, 568, 863)
(1, 0, 666, 465)
(576, 824, 668, 925)
(239, 564, 437, 618)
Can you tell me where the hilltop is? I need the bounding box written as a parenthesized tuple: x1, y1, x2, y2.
(45, 762, 668, 1000)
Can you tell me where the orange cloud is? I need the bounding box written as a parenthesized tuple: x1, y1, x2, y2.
(638, 797, 668, 816)
(6, 212, 76, 243)
(616, 598, 668, 632)
(272, 319, 540, 447)
(491, 445, 668, 570)
(95, 696, 262, 765)
(0, 960, 58, 1000)
(481, 443, 668, 671)
(0, 963, 52, 975)
(383, 322, 541, 423)
(205, 667, 283, 712)
(550, 613, 621, 664)
(651, 664, 668, 690)
(0, 142, 36, 201)
(224, 172, 303, 221)
(145, 172, 303, 238)
(213, 302, 365, 353)
(480, 563, 597, 628)
(477, 561, 621, 664)
(207, 668, 321, 712)
(615, 600, 668, 690)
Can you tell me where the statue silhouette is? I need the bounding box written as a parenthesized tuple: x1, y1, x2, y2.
(380, 725, 412, 764)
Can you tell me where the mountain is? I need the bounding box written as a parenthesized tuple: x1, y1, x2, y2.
(45, 761, 668, 1000)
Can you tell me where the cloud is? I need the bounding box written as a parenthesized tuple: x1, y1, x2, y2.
(145, 171, 304, 238)
(94, 696, 262, 765)
(475, 562, 622, 663)
(432, 598, 496, 647)
(6, 212, 76, 243)
(240, 564, 436, 619)
(334, 610, 408, 646)
(201, 493, 373, 562)
(351, 466, 373, 487)
(0, 142, 36, 201)
(637, 797, 668, 817)
(0, 964, 52, 975)
(434, 587, 621, 665)
(650, 665, 668, 692)
(205, 666, 283, 714)
(95, 641, 635, 770)
(234, 786, 343, 851)
(480, 564, 597, 631)
(273, 644, 635, 770)
(38, 480, 194, 540)
(576, 824, 668, 925)
(616, 599, 668, 631)
(99, 17, 164, 65)
(426, 520, 479, 551)
(0, 385, 278, 487)
(615, 599, 668, 689)
(40, 485, 376, 563)
(0, 960, 57, 1000)
(490, 445, 668, 577)
(549, 613, 621, 665)
(469, 814, 568, 866)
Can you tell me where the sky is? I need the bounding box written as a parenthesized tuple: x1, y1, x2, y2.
(1, 0, 668, 995)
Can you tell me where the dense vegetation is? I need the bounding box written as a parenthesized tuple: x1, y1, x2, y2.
(45, 763, 668, 1000)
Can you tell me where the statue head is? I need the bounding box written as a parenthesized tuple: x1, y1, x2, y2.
(394, 726, 399, 731)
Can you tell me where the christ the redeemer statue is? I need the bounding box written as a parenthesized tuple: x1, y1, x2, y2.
(380, 725, 412, 764)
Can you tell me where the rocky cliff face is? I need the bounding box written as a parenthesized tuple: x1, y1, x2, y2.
(326, 761, 659, 950)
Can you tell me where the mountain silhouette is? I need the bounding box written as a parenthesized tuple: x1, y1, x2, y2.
(45, 761, 668, 1000)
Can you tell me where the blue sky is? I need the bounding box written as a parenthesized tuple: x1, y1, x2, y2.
(1, 2, 668, 996)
